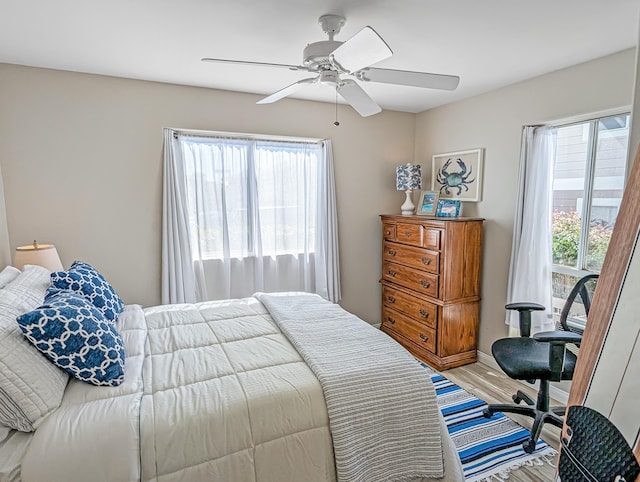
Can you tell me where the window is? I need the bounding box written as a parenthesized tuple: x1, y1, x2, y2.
(551, 113, 630, 325)
(162, 129, 340, 303)
(180, 137, 322, 260)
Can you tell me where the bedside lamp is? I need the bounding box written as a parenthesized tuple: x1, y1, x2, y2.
(14, 241, 64, 272)
(396, 163, 422, 215)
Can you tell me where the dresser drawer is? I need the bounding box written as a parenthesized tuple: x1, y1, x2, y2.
(382, 285, 438, 329)
(382, 241, 439, 274)
(423, 228, 441, 250)
(382, 223, 396, 241)
(382, 261, 439, 298)
(382, 306, 437, 353)
(396, 223, 422, 247)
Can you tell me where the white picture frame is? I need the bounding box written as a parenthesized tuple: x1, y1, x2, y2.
(431, 148, 484, 202)
(415, 190, 439, 216)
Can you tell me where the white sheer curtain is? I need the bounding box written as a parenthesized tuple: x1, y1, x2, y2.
(162, 129, 341, 304)
(506, 125, 557, 335)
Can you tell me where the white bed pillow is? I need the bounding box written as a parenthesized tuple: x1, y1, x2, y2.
(0, 266, 20, 289)
(0, 265, 69, 431)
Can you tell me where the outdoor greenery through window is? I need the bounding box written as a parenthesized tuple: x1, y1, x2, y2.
(551, 113, 630, 325)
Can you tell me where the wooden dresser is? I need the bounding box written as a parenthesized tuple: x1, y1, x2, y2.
(380, 214, 484, 370)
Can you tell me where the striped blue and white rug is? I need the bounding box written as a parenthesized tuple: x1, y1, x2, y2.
(428, 369, 557, 481)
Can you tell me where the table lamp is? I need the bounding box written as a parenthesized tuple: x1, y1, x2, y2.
(14, 241, 64, 272)
(396, 163, 422, 215)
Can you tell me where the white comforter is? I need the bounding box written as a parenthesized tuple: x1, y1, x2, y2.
(18, 297, 462, 482)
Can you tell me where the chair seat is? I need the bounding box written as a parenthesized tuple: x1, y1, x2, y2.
(491, 337, 577, 381)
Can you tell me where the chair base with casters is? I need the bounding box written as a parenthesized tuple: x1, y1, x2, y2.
(483, 383, 565, 454)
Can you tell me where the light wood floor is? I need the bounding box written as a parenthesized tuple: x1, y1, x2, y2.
(443, 362, 560, 482)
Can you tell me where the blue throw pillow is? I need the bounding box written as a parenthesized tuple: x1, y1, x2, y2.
(50, 261, 124, 322)
(16, 290, 125, 387)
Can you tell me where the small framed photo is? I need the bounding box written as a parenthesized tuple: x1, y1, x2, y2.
(415, 191, 439, 216)
(436, 199, 461, 218)
(432, 148, 484, 201)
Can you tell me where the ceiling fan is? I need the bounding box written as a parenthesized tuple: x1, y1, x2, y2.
(202, 14, 460, 117)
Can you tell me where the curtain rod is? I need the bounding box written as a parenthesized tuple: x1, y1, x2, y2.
(168, 128, 323, 144)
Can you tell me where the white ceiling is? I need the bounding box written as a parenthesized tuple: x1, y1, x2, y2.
(1, 0, 639, 114)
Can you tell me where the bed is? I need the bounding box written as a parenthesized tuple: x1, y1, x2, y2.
(0, 264, 463, 482)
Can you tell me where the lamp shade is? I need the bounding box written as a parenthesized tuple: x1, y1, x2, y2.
(396, 164, 422, 191)
(14, 241, 64, 272)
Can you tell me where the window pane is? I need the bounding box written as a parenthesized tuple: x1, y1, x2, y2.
(585, 115, 629, 271)
(180, 136, 322, 260)
(551, 272, 597, 332)
(552, 123, 589, 269)
(254, 142, 320, 256)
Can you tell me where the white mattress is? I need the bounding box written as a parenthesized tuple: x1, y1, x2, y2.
(16, 298, 462, 482)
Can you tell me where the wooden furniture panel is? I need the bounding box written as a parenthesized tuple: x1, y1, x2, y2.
(381, 306, 437, 353)
(423, 229, 441, 250)
(382, 223, 396, 241)
(380, 215, 484, 370)
(382, 261, 439, 298)
(395, 223, 423, 246)
(382, 241, 440, 274)
(382, 285, 437, 329)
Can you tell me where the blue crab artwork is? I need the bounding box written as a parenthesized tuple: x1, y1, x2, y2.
(436, 158, 475, 196)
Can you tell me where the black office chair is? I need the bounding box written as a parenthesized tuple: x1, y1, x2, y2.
(483, 274, 599, 453)
(559, 405, 640, 481)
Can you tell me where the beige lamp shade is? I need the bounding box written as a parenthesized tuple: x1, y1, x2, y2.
(14, 241, 64, 272)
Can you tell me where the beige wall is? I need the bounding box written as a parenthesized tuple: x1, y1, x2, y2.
(415, 48, 636, 355)
(0, 63, 416, 321)
(0, 49, 636, 356)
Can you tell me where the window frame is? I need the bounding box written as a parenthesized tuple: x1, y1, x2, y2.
(175, 129, 325, 261)
(551, 112, 631, 277)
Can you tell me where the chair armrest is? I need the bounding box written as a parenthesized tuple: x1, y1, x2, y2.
(533, 330, 582, 345)
(505, 302, 546, 337)
(533, 330, 582, 381)
(505, 302, 546, 312)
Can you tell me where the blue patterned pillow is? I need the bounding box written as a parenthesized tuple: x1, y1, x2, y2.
(16, 290, 125, 386)
(50, 261, 124, 322)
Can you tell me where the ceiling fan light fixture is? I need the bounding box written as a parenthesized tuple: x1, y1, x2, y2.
(319, 70, 341, 86)
(303, 41, 343, 67)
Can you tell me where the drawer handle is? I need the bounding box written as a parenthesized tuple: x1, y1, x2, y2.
(387, 269, 397, 277)
(387, 249, 396, 256)
(422, 257, 431, 265)
(405, 231, 412, 237)
(385, 230, 392, 236)
(387, 295, 396, 303)
(419, 309, 429, 318)
(387, 317, 396, 325)
(420, 279, 431, 289)
(419, 333, 429, 342)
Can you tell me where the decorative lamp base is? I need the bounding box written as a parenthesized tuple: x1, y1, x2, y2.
(400, 190, 415, 215)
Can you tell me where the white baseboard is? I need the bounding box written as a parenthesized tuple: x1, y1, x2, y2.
(476, 351, 569, 405)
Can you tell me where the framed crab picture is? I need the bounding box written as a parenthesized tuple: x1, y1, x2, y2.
(431, 148, 484, 201)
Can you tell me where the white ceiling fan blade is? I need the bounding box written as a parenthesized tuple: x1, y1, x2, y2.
(331, 26, 392, 74)
(357, 67, 460, 91)
(202, 58, 304, 71)
(337, 79, 381, 117)
(256, 77, 318, 104)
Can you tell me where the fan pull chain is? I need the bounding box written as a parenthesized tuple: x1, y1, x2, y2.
(334, 87, 340, 126)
